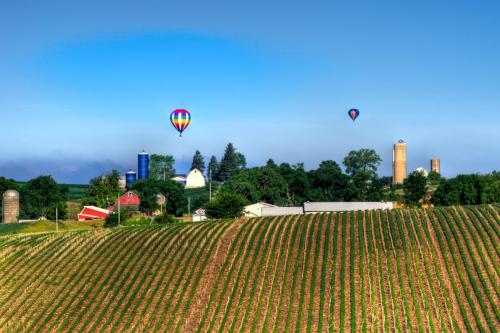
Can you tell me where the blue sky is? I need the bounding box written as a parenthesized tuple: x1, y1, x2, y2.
(1, 0, 499, 183)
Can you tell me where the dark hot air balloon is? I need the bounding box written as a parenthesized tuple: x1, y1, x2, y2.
(348, 109, 360, 122)
(170, 109, 191, 137)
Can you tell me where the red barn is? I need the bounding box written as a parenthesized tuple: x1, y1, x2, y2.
(107, 191, 141, 212)
(77, 206, 110, 221)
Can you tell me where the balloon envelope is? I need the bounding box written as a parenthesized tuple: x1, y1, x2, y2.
(170, 109, 191, 136)
(348, 109, 360, 122)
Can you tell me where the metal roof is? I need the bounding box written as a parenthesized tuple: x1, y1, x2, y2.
(303, 202, 394, 212)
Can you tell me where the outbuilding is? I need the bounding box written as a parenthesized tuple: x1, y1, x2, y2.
(77, 206, 110, 221)
(244, 202, 278, 217)
(303, 202, 394, 213)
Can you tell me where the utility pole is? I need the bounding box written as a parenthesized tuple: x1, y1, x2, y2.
(55, 207, 59, 232)
(118, 195, 121, 226)
(209, 169, 212, 202)
(188, 196, 191, 216)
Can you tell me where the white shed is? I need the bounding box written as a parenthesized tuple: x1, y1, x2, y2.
(185, 169, 206, 189)
(244, 202, 277, 217)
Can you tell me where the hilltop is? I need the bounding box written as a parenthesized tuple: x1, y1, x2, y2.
(0, 205, 498, 332)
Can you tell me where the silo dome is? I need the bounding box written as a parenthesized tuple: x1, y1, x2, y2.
(3, 190, 19, 198)
(3, 190, 20, 224)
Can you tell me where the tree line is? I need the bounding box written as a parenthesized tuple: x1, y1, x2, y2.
(1, 143, 498, 221)
(0, 176, 68, 220)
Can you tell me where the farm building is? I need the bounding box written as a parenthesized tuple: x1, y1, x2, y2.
(172, 174, 187, 186)
(303, 201, 394, 213)
(261, 206, 304, 217)
(244, 202, 278, 217)
(108, 191, 141, 211)
(77, 206, 110, 221)
(192, 208, 207, 222)
(185, 169, 206, 189)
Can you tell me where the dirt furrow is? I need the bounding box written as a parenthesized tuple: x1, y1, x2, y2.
(145, 222, 223, 332)
(183, 219, 245, 332)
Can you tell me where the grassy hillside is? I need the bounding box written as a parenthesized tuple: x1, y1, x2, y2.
(0, 220, 104, 236)
(0, 206, 498, 332)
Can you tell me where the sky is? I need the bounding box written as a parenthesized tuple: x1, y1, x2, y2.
(1, 0, 499, 183)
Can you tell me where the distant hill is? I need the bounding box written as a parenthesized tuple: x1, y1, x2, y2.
(0, 205, 498, 332)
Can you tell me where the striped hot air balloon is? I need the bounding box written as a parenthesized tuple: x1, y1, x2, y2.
(170, 109, 191, 137)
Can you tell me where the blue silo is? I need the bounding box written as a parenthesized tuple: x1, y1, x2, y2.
(126, 170, 137, 186)
(138, 151, 150, 179)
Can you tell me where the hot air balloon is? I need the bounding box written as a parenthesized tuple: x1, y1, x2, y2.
(348, 109, 360, 122)
(170, 109, 191, 136)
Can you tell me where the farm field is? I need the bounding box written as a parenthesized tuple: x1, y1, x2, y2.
(0, 205, 498, 332)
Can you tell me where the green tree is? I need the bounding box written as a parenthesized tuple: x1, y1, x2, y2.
(480, 172, 500, 204)
(343, 149, 382, 201)
(236, 152, 247, 170)
(131, 179, 187, 216)
(204, 191, 247, 219)
(403, 171, 428, 206)
(278, 163, 311, 205)
(207, 155, 219, 180)
(223, 166, 289, 205)
(20, 176, 68, 220)
(427, 171, 443, 186)
(190, 150, 205, 173)
(150, 154, 176, 180)
(82, 170, 121, 208)
(218, 143, 240, 181)
(431, 172, 500, 206)
(308, 160, 349, 201)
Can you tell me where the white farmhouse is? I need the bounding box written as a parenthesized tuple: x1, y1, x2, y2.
(185, 169, 206, 189)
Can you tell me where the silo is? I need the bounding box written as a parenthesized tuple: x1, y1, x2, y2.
(431, 157, 440, 174)
(138, 151, 150, 179)
(126, 170, 137, 186)
(118, 176, 127, 191)
(2, 190, 20, 223)
(392, 140, 407, 184)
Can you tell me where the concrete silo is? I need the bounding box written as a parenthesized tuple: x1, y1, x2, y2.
(392, 140, 407, 184)
(431, 157, 441, 174)
(2, 190, 19, 223)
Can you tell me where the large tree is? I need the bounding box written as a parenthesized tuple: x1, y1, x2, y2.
(223, 166, 289, 205)
(431, 172, 500, 206)
(207, 155, 219, 180)
(343, 149, 382, 200)
(149, 154, 176, 180)
(403, 171, 428, 206)
(190, 150, 205, 173)
(20, 175, 68, 220)
(82, 170, 121, 208)
(278, 163, 311, 205)
(218, 143, 241, 181)
(204, 191, 246, 219)
(130, 179, 187, 216)
(308, 160, 349, 201)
